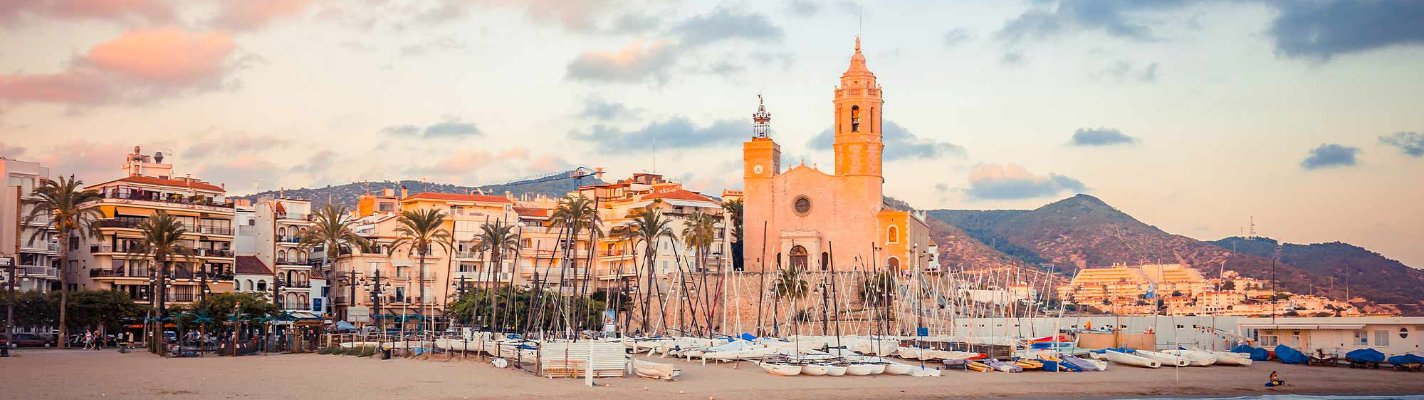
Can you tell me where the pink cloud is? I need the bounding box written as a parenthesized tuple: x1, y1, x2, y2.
(0, 0, 173, 25)
(0, 28, 237, 106)
(213, 0, 310, 31)
(431, 149, 495, 173)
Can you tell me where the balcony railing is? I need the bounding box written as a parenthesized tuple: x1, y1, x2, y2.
(283, 282, 311, 289)
(20, 266, 59, 279)
(95, 219, 234, 236)
(196, 226, 234, 236)
(275, 258, 310, 266)
(196, 248, 234, 258)
(97, 192, 233, 209)
(170, 293, 197, 303)
(277, 236, 303, 243)
(276, 212, 309, 221)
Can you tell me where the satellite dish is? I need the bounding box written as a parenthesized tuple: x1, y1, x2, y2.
(154, 152, 165, 163)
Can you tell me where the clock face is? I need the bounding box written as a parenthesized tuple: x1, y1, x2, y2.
(794, 196, 811, 215)
(753, 165, 764, 175)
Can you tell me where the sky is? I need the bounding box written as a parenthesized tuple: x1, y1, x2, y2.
(1, 0, 1422, 267)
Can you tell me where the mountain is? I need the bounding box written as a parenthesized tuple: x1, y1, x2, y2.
(234, 169, 605, 209)
(926, 194, 1424, 312)
(1211, 237, 1424, 308)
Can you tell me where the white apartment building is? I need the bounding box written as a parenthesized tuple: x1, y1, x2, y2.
(1, 158, 59, 293)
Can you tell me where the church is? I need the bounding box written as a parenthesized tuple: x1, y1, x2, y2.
(742, 38, 933, 273)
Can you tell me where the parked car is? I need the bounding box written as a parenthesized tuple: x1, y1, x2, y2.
(8, 333, 56, 348)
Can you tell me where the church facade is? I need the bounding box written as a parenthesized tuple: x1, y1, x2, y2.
(742, 38, 933, 273)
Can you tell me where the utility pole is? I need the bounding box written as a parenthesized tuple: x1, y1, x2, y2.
(3, 255, 14, 358)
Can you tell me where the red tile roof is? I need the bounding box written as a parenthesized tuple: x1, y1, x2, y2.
(235, 256, 272, 275)
(642, 189, 714, 203)
(404, 192, 513, 204)
(89, 175, 226, 192)
(513, 206, 551, 218)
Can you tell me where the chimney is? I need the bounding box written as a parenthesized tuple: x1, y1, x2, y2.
(400, 185, 408, 198)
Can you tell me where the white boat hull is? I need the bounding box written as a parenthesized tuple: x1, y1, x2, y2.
(1104, 350, 1161, 368)
(1136, 350, 1192, 367)
(801, 364, 830, 376)
(760, 362, 803, 376)
(845, 364, 875, 376)
(884, 363, 914, 375)
(825, 365, 848, 376)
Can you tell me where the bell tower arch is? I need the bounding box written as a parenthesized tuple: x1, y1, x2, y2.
(833, 36, 883, 178)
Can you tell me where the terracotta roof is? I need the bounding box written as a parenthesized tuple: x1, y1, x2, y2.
(89, 175, 225, 192)
(641, 189, 714, 203)
(404, 192, 512, 204)
(235, 256, 272, 275)
(513, 206, 551, 218)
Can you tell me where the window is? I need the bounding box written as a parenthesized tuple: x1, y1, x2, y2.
(1354, 330, 1369, 346)
(850, 105, 860, 132)
(1259, 335, 1279, 347)
(1374, 330, 1390, 346)
(887, 226, 899, 244)
(793, 196, 811, 215)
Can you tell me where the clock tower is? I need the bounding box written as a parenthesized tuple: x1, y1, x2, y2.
(743, 95, 780, 180)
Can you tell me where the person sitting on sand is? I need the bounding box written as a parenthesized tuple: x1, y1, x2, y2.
(1265, 371, 1285, 387)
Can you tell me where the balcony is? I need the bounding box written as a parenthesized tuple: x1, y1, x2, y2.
(91, 268, 151, 279)
(169, 293, 197, 303)
(95, 191, 233, 210)
(19, 243, 58, 254)
(195, 226, 233, 236)
(454, 250, 480, 259)
(94, 219, 234, 236)
(19, 266, 59, 279)
(282, 281, 312, 289)
(277, 236, 304, 244)
(276, 212, 309, 221)
(275, 258, 311, 266)
(196, 248, 234, 258)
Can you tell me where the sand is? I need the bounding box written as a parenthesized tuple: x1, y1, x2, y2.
(1, 349, 1422, 400)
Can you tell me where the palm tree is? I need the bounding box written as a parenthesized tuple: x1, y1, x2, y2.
(680, 210, 717, 334)
(390, 208, 450, 331)
(549, 195, 599, 297)
(474, 219, 519, 330)
(126, 211, 197, 355)
(21, 175, 103, 349)
(629, 205, 675, 333)
(772, 266, 809, 336)
(721, 199, 743, 271)
(298, 205, 368, 321)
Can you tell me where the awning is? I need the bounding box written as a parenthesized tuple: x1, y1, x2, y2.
(661, 199, 720, 208)
(1240, 324, 1365, 330)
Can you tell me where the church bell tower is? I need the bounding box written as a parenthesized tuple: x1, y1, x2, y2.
(833, 36, 884, 178)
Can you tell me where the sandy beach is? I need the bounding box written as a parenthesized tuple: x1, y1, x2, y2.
(1, 349, 1421, 400)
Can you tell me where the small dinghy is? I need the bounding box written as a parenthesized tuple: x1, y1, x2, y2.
(633, 359, 681, 381)
(985, 358, 1023, 373)
(1163, 349, 1217, 366)
(845, 363, 876, 376)
(759, 361, 804, 376)
(1104, 350, 1161, 368)
(908, 366, 943, 377)
(1062, 355, 1108, 371)
(1015, 359, 1044, 370)
(801, 363, 830, 376)
(825, 364, 848, 376)
(966, 360, 992, 372)
(1211, 351, 1253, 366)
(1136, 350, 1192, 367)
(884, 363, 914, 375)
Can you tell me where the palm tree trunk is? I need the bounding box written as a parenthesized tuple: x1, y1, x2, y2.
(418, 252, 427, 333)
(57, 233, 69, 349)
(156, 254, 168, 356)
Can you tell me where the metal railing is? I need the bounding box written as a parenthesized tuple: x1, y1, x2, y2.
(97, 192, 234, 209)
(20, 266, 59, 278)
(276, 212, 309, 221)
(277, 236, 304, 243)
(197, 248, 234, 257)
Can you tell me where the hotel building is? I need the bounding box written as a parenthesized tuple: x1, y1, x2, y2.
(0, 158, 59, 294)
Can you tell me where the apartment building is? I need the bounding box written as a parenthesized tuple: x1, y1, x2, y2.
(233, 197, 325, 316)
(577, 173, 730, 287)
(1, 158, 59, 293)
(71, 147, 235, 305)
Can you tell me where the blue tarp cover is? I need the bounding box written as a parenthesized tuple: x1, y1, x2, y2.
(1233, 344, 1271, 361)
(1274, 344, 1309, 364)
(1387, 354, 1424, 365)
(740, 333, 757, 341)
(1346, 348, 1386, 363)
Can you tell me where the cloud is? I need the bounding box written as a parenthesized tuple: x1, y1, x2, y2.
(0, 28, 237, 107)
(424, 119, 481, 137)
(29, 141, 136, 181)
(786, 0, 820, 17)
(1268, 1, 1424, 61)
(399, 35, 467, 57)
(0, 141, 28, 158)
(671, 8, 784, 48)
(942, 28, 972, 47)
(417, 0, 639, 33)
(1380, 132, 1424, 157)
(565, 40, 680, 84)
(1070, 127, 1136, 146)
(580, 96, 637, 121)
(1300, 143, 1360, 169)
(212, 0, 311, 31)
(380, 117, 482, 139)
(608, 13, 659, 33)
(808, 120, 966, 161)
(996, 1, 1188, 43)
(184, 133, 291, 159)
(570, 117, 744, 153)
(0, 0, 173, 25)
(966, 164, 1087, 200)
(1000, 51, 1026, 66)
(1092, 60, 1158, 82)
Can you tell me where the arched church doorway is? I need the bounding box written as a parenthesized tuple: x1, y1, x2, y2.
(789, 245, 809, 270)
(886, 256, 900, 270)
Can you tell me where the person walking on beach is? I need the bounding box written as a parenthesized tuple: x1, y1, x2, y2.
(83, 331, 94, 350)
